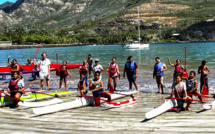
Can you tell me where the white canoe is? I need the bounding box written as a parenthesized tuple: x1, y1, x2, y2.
(203, 100, 215, 109)
(145, 99, 177, 119)
(18, 98, 63, 108)
(33, 91, 138, 115)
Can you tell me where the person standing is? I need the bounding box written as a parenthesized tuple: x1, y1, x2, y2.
(168, 58, 185, 82)
(26, 58, 39, 80)
(35, 52, 51, 91)
(153, 57, 167, 94)
(87, 54, 93, 76)
(107, 57, 120, 91)
(198, 60, 210, 93)
(79, 60, 88, 80)
(93, 59, 103, 79)
(123, 56, 139, 92)
(59, 61, 72, 90)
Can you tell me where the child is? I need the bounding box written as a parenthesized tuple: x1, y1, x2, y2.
(59, 61, 72, 90)
(78, 73, 88, 97)
(79, 60, 88, 80)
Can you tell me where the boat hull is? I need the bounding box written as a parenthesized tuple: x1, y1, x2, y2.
(33, 91, 139, 115)
(123, 43, 149, 49)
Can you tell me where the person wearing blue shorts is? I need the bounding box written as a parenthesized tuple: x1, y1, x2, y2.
(123, 56, 139, 92)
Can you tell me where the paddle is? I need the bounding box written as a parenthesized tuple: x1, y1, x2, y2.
(56, 53, 60, 76)
(34, 45, 40, 60)
(182, 46, 188, 78)
(188, 93, 214, 98)
(166, 97, 205, 103)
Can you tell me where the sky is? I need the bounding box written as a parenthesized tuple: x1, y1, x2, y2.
(0, 0, 17, 5)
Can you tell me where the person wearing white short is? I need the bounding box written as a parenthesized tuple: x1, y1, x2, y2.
(35, 52, 51, 90)
(93, 59, 103, 79)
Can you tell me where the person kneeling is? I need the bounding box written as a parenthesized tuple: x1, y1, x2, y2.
(7, 71, 25, 108)
(78, 73, 88, 97)
(170, 75, 191, 111)
(89, 71, 111, 106)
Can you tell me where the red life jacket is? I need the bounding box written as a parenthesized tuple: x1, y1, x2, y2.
(11, 64, 22, 71)
(9, 79, 20, 92)
(109, 63, 117, 76)
(80, 65, 87, 74)
(174, 64, 183, 76)
(60, 66, 68, 75)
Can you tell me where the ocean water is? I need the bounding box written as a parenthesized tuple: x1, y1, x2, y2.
(0, 42, 215, 93)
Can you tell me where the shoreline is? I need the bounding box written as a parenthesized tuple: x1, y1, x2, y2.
(0, 41, 215, 50)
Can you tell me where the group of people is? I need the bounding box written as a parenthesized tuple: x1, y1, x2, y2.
(6, 52, 211, 109)
(153, 57, 210, 110)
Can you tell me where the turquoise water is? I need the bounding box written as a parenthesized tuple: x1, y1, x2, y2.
(0, 42, 215, 93)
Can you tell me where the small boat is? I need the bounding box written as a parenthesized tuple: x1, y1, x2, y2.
(0, 91, 74, 107)
(122, 7, 149, 49)
(33, 91, 139, 115)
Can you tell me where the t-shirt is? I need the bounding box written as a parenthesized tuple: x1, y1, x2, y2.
(9, 79, 25, 89)
(171, 82, 186, 98)
(93, 64, 103, 72)
(37, 58, 51, 73)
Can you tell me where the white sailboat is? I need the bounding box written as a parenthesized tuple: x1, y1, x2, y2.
(123, 7, 149, 49)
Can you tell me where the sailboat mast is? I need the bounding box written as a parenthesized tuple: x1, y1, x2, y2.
(138, 7, 141, 43)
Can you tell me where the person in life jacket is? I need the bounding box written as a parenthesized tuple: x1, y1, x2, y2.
(79, 60, 88, 80)
(168, 58, 185, 82)
(153, 57, 167, 94)
(170, 75, 191, 111)
(7, 71, 25, 108)
(198, 60, 210, 93)
(78, 73, 88, 97)
(87, 54, 93, 76)
(123, 56, 139, 92)
(182, 71, 202, 111)
(107, 57, 120, 91)
(8, 56, 21, 74)
(59, 61, 72, 90)
(89, 71, 111, 106)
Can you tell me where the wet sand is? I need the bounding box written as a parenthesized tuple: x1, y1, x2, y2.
(0, 90, 214, 134)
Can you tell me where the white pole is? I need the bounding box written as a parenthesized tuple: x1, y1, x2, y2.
(138, 7, 141, 44)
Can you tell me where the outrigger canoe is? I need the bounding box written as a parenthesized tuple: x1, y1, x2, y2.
(33, 91, 139, 115)
(0, 91, 74, 107)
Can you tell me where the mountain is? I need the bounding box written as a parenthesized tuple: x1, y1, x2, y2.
(0, 1, 14, 10)
(0, 0, 215, 44)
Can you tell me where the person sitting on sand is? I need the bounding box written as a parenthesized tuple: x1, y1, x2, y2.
(107, 57, 120, 91)
(59, 61, 72, 90)
(7, 71, 25, 108)
(198, 60, 210, 93)
(168, 58, 185, 82)
(170, 75, 191, 111)
(183, 71, 202, 103)
(123, 56, 139, 92)
(153, 57, 167, 94)
(78, 73, 88, 97)
(89, 71, 111, 106)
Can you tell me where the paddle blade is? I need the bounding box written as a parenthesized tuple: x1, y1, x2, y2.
(109, 82, 114, 93)
(202, 85, 208, 102)
(56, 70, 60, 76)
(182, 69, 188, 78)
